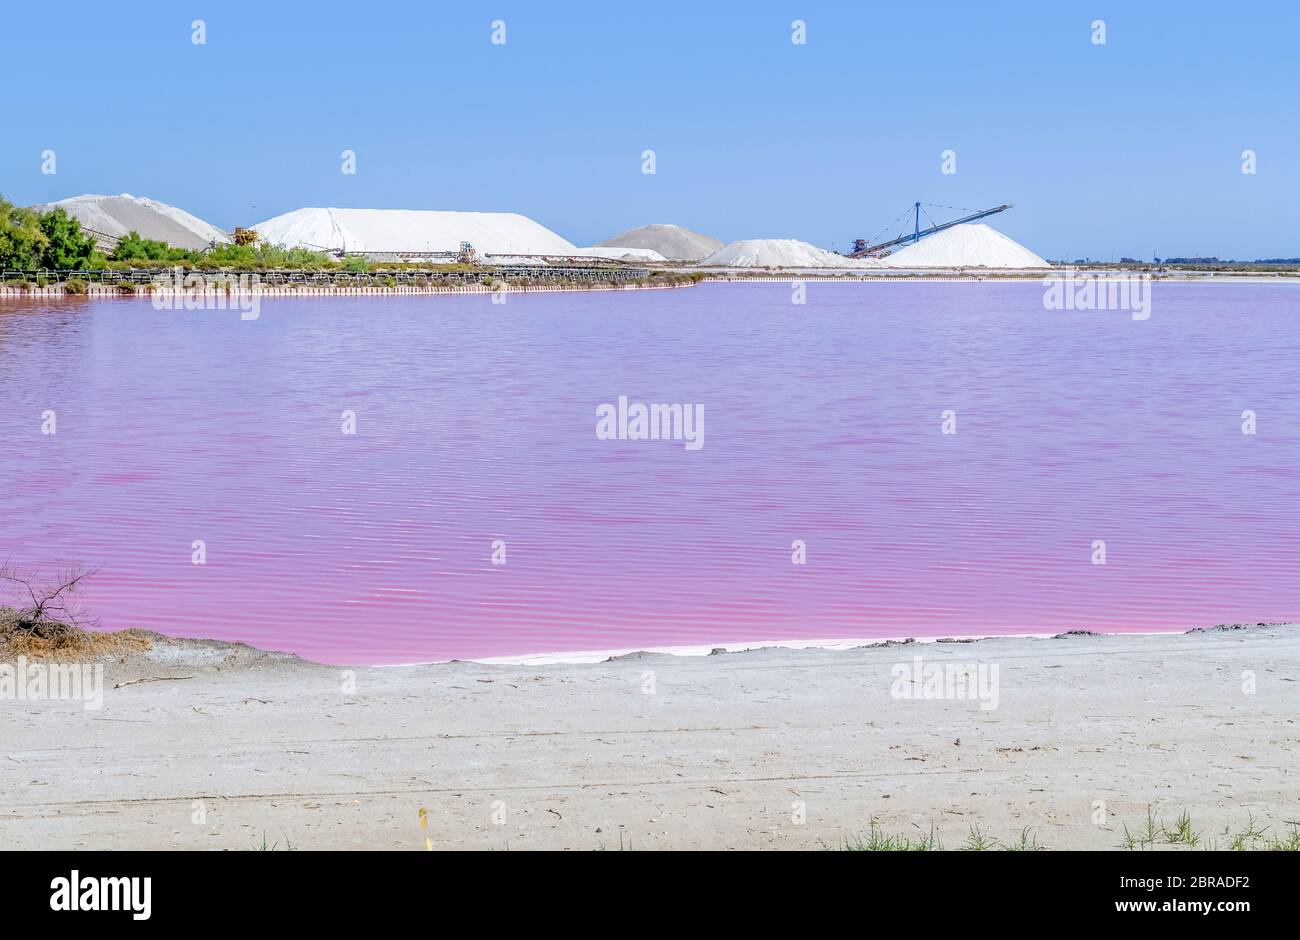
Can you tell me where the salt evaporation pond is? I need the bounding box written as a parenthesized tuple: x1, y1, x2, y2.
(2, 283, 1297, 664)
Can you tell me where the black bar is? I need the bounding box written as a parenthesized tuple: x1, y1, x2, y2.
(1, 850, 1286, 925)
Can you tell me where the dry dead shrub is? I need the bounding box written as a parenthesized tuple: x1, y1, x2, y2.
(0, 563, 153, 661)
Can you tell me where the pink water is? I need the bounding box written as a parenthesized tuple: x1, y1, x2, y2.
(2, 283, 1297, 663)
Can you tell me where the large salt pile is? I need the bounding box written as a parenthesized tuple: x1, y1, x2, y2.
(35, 193, 230, 250)
(597, 224, 723, 262)
(579, 246, 667, 262)
(882, 223, 1049, 268)
(253, 208, 580, 256)
(698, 239, 881, 269)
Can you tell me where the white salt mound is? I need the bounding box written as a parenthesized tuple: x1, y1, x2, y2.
(36, 193, 230, 250)
(578, 246, 667, 263)
(597, 224, 724, 262)
(253, 207, 580, 256)
(882, 223, 1049, 269)
(699, 238, 881, 269)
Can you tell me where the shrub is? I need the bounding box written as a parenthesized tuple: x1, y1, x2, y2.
(112, 230, 193, 263)
(38, 207, 96, 270)
(0, 195, 48, 269)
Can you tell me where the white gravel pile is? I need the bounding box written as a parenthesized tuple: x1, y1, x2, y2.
(35, 193, 230, 250)
(699, 238, 881, 269)
(253, 207, 580, 256)
(882, 223, 1049, 268)
(597, 224, 723, 262)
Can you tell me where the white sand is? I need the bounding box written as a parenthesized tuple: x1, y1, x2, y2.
(253, 207, 580, 256)
(700, 238, 883, 269)
(882, 223, 1050, 268)
(36, 193, 230, 250)
(4, 625, 1295, 850)
(597, 224, 724, 262)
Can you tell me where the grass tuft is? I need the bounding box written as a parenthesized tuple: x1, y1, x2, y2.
(1165, 810, 1201, 847)
(250, 831, 295, 851)
(1006, 827, 1044, 851)
(840, 823, 943, 852)
(1122, 807, 1297, 851)
(963, 824, 997, 851)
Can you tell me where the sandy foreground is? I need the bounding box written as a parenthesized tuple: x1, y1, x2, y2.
(2, 625, 1297, 851)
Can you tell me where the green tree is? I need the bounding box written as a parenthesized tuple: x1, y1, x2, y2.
(0, 195, 48, 270)
(38, 207, 96, 270)
(112, 230, 192, 263)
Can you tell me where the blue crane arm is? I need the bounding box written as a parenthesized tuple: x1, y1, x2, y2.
(851, 204, 1013, 256)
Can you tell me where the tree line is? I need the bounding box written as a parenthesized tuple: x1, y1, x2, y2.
(0, 195, 97, 270)
(1, 193, 344, 272)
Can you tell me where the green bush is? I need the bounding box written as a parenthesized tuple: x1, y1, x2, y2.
(38, 207, 96, 270)
(112, 230, 193, 263)
(196, 241, 338, 271)
(0, 195, 98, 271)
(0, 196, 47, 270)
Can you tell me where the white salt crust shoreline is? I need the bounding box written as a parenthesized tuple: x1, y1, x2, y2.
(418, 630, 1070, 667)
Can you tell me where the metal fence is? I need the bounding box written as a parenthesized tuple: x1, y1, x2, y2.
(1, 265, 651, 287)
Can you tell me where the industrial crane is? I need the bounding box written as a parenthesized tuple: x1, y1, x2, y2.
(850, 203, 1013, 257)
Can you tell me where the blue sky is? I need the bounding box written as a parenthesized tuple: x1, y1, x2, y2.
(4, 1, 1297, 259)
